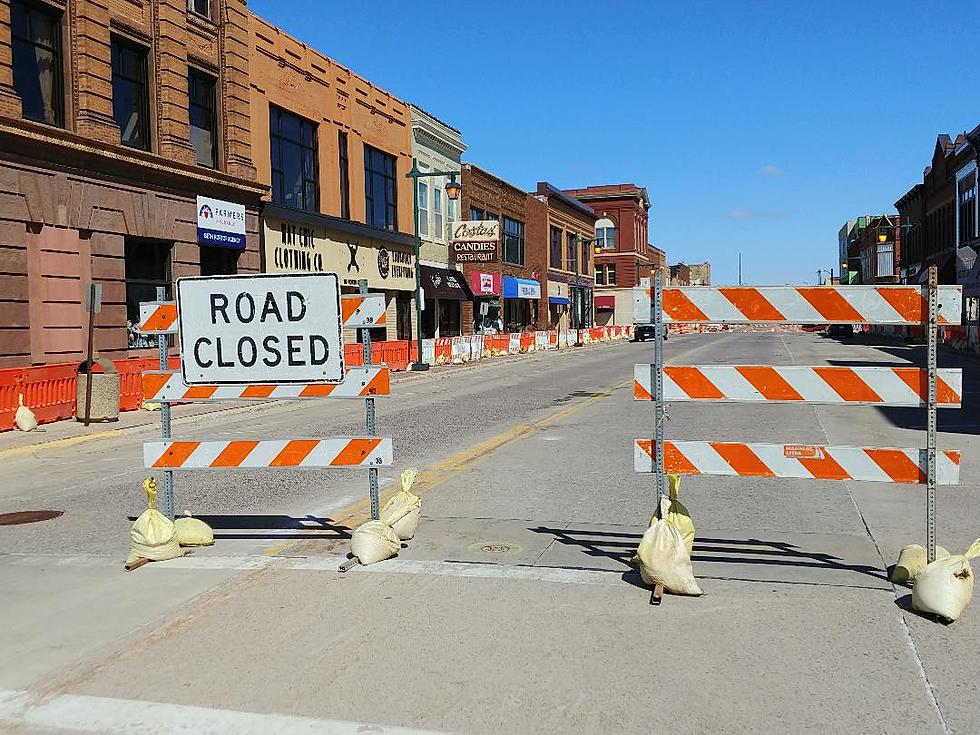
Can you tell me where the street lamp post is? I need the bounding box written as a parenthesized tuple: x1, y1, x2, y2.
(406, 158, 461, 371)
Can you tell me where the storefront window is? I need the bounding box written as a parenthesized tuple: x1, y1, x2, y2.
(438, 300, 460, 337)
(125, 239, 172, 348)
(504, 299, 536, 332)
(474, 299, 501, 333)
(200, 246, 239, 276)
(396, 293, 411, 341)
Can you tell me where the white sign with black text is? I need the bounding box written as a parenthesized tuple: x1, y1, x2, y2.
(177, 273, 344, 385)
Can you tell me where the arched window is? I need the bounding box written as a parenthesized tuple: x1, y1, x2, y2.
(595, 217, 616, 250)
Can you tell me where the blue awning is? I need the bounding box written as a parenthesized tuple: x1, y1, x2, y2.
(549, 296, 570, 305)
(503, 277, 541, 299)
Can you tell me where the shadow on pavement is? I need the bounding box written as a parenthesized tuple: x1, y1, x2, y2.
(125, 513, 353, 541)
(529, 526, 889, 584)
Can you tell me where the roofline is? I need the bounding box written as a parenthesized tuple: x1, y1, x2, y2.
(535, 182, 596, 219)
(564, 186, 650, 209)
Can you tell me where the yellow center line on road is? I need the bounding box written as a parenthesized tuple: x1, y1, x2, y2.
(0, 429, 123, 460)
(262, 377, 630, 557)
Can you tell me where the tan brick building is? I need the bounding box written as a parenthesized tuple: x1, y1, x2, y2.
(0, 0, 265, 369)
(249, 15, 418, 341)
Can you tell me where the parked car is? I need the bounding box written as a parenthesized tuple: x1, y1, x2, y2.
(827, 323, 854, 338)
(634, 325, 667, 341)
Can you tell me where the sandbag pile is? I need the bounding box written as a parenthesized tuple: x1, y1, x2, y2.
(127, 477, 183, 565)
(348, 469, 423, 566)
(634, 477, 702, 596)
(174, 511, 215, 547)
(912, 539, 980, 623)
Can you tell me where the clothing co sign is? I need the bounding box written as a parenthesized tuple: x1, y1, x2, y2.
(451, 220, 499, 264)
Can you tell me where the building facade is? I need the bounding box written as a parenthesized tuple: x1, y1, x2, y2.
(534, 183, 596, 330)
(954, 126, 979, 301)
(563, 184, 650, 326)
(456, 164, 546, 334)
(410, 105, 469, 337)
(669, 263, 691, 286)
(896, 134, 959, 285)
(250, 14, 416, 341)
(688, 261, 711, 286)
(0, 0, 264, 368)
(853, 215, 901, 284)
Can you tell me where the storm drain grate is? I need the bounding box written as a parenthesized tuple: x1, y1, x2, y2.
(480, 544, 512, 554)
(0, 510, 63, 526)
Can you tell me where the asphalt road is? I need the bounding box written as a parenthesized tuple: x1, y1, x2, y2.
(2, 332, 979, 734)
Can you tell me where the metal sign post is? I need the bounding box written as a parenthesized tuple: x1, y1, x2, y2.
(652, 273, 666, 501)
(927, 265, 938, 563)
(156, 285, 175, 520)
(82, 283, 102, 427)
(359, 280, 380, 521)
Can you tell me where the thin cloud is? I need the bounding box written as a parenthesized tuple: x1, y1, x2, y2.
(728, 209, 784, 220)
(759, 164, 784, 176)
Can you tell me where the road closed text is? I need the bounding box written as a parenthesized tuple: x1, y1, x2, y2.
(177, 273, 344, 385)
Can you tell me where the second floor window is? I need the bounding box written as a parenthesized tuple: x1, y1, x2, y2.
(338, 131, 350, 219)
(188, 0, 210, 18)
(550, 226, 562, 269)
(606, 263, 616, 285)
(433, 185, 444, 239)
(566, 232, 576, 272)
(270, 105, 319, 212)
(111, 36, 151, 151)
(959, 175, 976, 245)
(503, 216, 524, 265)
(364, 145, 397, 230)
(418, 181, 429, 236)
(595, 218, 616, 250)
(188, 69, 217, 168)
(595, 267, 605, 285)
(11, 0, 63, 128)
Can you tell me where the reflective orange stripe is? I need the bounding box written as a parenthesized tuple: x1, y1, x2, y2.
(946, 451, 960, 465)
(797, 287, 864, 323)
(331, 438, 381, 466)
(798, 452, 849, 480)
(269, 439, 319, 466)
(153, 441, 200, 468)
(299, 384, 338, 397)
(864, 449, 925, 484)
(812, 367, 882, 403)
(663, 441, 701, 475)
(210, 440, 259, 468)
(875, 288, 925, 324)
(142, 373, 171, 400)
(341, 298, 361, 324)
(662, 290, 709, 321)
(665, 367, 724, 399)
(735, 366, 804, 401)
(239, 385, 276, 398)
(183, 385, 219, 400)
(719, 288, 785, 321)
(142, 304, 177, 331)
(711, 442, 774, 477)
(361, 368, 390, 396)
(633, 379, 652, 401)
(637, 439, 653, 457)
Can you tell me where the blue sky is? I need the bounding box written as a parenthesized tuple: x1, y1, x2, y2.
(251, 0, 979, 285)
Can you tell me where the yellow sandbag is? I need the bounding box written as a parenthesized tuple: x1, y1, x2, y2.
(651, 474, 695, 556)
(891, 544, 950, 584)
(127, 477, 183, 564)
(14, 395, 37, 432)
(634, 496, 703, 595)
(174, 511, 215, 547)
(350, 520, 400, 565)
(912, 539, 980, 622)
(380, 469, 422, 540)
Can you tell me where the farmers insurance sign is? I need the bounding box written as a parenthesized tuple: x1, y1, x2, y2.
(451, 220, 499, 263)
(264, 216, 415, 291)
(177, 273, 344, 385)
(196, 196, 246, 249)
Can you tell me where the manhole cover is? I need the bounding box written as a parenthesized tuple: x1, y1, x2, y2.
(480, 544, 511, 554)
(0, 510, 63, 526)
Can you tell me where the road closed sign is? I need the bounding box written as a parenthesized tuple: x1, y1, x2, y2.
(177, 273, 344, 385)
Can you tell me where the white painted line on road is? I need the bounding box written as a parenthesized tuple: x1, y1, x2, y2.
(0, 688, 444, 735)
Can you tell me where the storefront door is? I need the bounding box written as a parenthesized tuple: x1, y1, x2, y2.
(396, 294, 412, 341)
(438, 300, 461, 337)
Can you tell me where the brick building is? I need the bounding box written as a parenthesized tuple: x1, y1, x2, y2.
(688, 261, 711, 286)
(563, 183, 651, 326)
(0, 0, 264, 368)
(249, 14, 417, 342)
(853, 215, 901, 283)
(534, 182, 596, 330)
(648, 245, 669, 286)
(954, 126, 979, 299)
(896, 134, 960, 285)
(669, 263, 691, 286)
(456, 163, 547, 334)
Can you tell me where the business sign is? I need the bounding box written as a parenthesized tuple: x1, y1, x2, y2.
(263, 216, 414, 291)
(503, 277, 541, 300)
(197, 196, 246, 250)
(177, 273, 344, 385)
(451, 220, 499, 264)
(470, 271, 501, 296)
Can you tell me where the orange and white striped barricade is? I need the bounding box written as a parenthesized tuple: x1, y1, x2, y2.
(434, 338, 452, 365)
(508, 333, 520, 354)
(146, 437, 393, 470)
(421, 338, 436, 365)
(634, 272, 963, 569)
(633, 364, 962, 407)
(140, 277, 395, 522)
(143, 366, 390, 403)
(633, 440, 960, 485)
(535, 331, 549, 350)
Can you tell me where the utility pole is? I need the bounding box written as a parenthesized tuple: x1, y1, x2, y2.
(738, 252, 742, 285)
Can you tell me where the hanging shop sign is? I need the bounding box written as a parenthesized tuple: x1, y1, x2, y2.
(264, 216, 415, 291)
(450, 220, 500, 263)
(470, 271, 502, 296)
(197, 196, 246, 250)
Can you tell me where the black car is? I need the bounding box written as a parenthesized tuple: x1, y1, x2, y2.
(827, 323, 854, 338)
(634, 325, 667, 341)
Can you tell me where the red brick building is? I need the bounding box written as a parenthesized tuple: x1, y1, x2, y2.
(456, 164, 547, 334)
(563, 184, 651, 325)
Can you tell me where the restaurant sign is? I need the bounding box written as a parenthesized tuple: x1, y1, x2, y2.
(264, 216, 415, 291)
(451, 220, 499, 264)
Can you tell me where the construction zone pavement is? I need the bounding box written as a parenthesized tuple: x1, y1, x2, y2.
(2, 332, 980, 733)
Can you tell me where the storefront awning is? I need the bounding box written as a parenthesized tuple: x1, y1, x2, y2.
(503, 277, 541, 299)
(419, 265, 472, 301)
(549, 296, 570, 305)
(594, 295, 616, 310)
